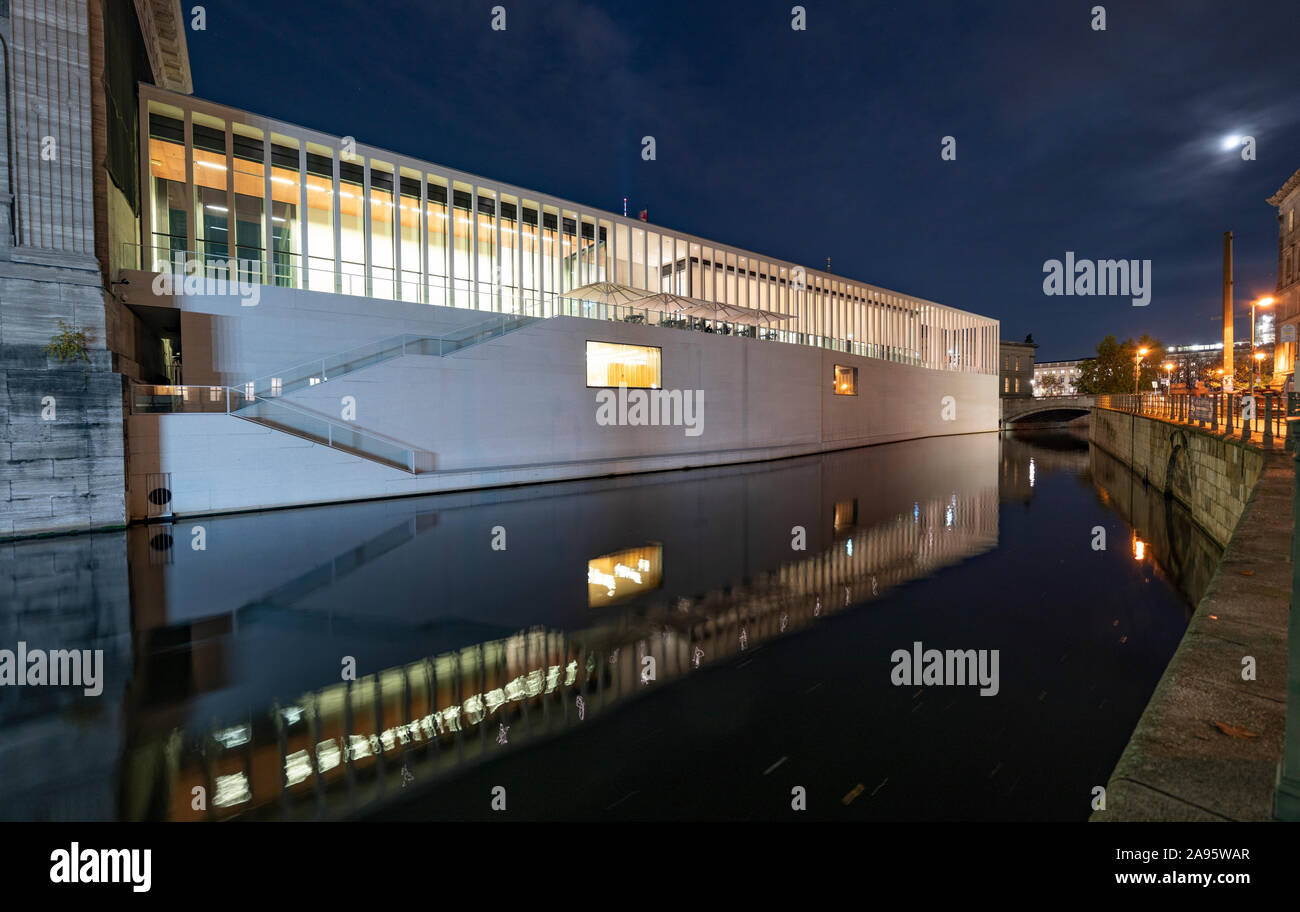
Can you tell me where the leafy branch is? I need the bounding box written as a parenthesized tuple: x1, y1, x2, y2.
(44, 319, 90, 363)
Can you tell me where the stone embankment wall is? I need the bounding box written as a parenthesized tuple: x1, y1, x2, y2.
(1090, 408, 1265, 547)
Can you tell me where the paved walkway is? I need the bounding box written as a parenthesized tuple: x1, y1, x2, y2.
(1094, 451, 1292, 820)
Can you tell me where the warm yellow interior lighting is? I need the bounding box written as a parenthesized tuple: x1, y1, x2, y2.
(585, 341, 662, 388)
(587, 544, 663, 607)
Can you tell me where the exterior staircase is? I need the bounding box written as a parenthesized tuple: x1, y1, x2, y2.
(239, 311, 539, 400)
(133, 311, 539, 474)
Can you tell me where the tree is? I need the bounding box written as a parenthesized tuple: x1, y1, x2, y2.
(1193, 354, 1275, 390)
(1076, 334, 1165, 394)
(1039, 374, 1066, 397)
(1237, 352, 1274, 389)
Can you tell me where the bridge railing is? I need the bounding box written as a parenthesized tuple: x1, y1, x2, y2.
(1095, 391, 1292, 447)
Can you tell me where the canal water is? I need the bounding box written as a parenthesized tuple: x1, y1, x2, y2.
(0, 428, 1221, 821)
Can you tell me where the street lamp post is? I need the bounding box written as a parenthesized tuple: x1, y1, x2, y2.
(1252, 296, 1275, 390)
(1164, 362, 1174, 392)
(1134, 347, 1149, 395)
(1255, 350, 1267, 391)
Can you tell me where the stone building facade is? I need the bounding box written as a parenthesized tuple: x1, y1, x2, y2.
(0, 0, 189, 538)
(1268, 167, 1300, 382)
(999, 338, 1037, 399)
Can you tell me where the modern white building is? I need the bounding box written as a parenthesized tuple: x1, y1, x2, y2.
(135, 85, 997, 373)
(112, 84, 1001, 519)
(0, 0, 1001, 533)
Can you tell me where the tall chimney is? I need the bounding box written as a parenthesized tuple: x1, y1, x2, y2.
(1223, 231, 1234, 384)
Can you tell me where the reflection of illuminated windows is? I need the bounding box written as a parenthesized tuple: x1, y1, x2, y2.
(586, 341, 662, 388)
(214, 773, 251, 807)
(214, 724, 251, 749)
(316, 739, 341, 773)
(833, 498, 858, 535)
(347, 734, 373, 761)
(285, 750, 313, 786)
(588, 544, 664, 606)
(834, 365, 857, 395)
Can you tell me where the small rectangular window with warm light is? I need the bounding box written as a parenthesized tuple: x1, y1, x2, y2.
(586, 341, 662, 388)
(834, 365, 857, 395)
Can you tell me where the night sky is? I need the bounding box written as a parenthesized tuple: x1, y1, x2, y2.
(186, 0, 1300, 361)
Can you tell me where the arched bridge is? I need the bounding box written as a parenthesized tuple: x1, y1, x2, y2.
(1002, 395, 1096, 426)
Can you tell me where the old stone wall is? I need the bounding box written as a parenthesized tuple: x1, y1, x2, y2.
(1090, 407, 1266, 547)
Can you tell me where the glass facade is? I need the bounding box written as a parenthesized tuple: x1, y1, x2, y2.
(140, 86, 998, 375)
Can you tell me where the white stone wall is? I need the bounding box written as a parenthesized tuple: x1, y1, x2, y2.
(124, 286, 998, 518)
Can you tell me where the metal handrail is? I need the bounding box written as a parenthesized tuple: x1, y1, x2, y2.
(130, 383, 432, 474)
(241, 311, 538, 399)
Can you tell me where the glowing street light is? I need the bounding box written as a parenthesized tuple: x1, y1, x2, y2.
(1134, 347, 1149, 394)
(1251, 296, 1274, 390)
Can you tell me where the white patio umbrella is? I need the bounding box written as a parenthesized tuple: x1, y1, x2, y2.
(628, 291, 795, 329)
(565, 281, 650, 306)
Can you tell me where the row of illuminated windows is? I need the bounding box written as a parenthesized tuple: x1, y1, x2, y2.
(143, 96, 998, 373)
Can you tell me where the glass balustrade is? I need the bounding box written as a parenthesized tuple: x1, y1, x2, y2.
(122, 242, 951, 372)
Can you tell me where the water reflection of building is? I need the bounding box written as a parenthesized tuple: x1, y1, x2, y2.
(108, 437, 1000, 821)
(0, 534, 132, 820)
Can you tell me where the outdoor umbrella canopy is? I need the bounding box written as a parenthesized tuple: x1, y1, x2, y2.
(564, 281, 649, 306)
(627, 290, 795, 327)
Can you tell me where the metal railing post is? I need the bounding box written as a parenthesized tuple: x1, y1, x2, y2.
(1211, 393, 1219, 432)
(1276, 421, 1300, 819)
(1264, 394, 1275, 447)
(1243, 394, 1253, 442)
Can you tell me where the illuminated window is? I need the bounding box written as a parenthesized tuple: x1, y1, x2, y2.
(586, 341, 661, 388)
(147, 108, 188, 270)
(833, 365, 857, 395)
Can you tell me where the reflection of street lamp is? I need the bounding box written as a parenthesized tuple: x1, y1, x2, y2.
(1134, 347, 1149, 393)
